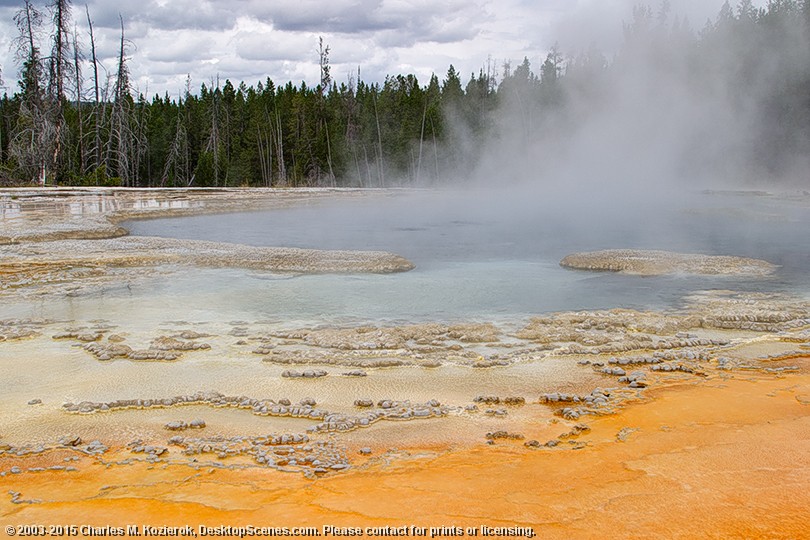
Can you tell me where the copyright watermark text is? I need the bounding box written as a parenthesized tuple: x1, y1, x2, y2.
(3, 524, 537, 538)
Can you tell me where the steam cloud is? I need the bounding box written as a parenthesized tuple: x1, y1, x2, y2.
(448, 0, 810, 194)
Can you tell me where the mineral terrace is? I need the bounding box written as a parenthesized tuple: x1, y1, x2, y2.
(0, 188, 807, 537)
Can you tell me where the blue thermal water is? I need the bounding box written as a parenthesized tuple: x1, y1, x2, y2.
(117, 189, 810, 323)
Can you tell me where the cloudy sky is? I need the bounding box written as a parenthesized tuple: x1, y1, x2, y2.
(0, 0, 725, 98)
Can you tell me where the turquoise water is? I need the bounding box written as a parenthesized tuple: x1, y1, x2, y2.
(112, 188, 810, 324)
(5, 188, 808, 324)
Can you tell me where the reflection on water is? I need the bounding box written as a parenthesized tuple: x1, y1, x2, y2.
(128, 198, 198, 211)
(0, 200, 22, 219)
(0, 192, 201, 220)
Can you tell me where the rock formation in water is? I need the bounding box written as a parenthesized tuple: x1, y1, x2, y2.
(560, 249, 776, 276)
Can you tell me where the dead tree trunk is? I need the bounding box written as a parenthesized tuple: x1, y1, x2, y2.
(72, 26, 84, 175)
(85, 5, 102, 174)
(10, 0, 51, 185)
(49, 0, 73, 183)
(373, 95, 384, 187)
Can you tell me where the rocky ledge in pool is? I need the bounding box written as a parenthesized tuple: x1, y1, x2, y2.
(0, 189, 415, 288)
(0, 236, 415, 281)
(560, 249, 777, 276)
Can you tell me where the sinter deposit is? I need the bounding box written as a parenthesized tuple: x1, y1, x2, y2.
(560, 249, 777, 276)
(0, 236, 415, 280)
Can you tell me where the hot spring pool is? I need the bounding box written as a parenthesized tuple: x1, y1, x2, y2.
(113, 188, 810, 325)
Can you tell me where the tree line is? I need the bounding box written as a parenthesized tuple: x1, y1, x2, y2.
(0, 0, 808, 187)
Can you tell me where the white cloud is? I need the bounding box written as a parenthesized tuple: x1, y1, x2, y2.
(0, 0, 728, 97)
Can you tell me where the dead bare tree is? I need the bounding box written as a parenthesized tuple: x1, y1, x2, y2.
(317, 37, 335, 186)
(430, 117, 439, 182)
(161, 109, 190, 187)
(9, 0, 52, 185)
(373, 94, 384, 187)
(256, 125, 272, 187)
(107, 15, 138, 186)
(83, 5, 104, 175)
(160, 79, 192, 187)
(72, 25, 85, 175)
(46, 0, 73, 182)
(343, 71, 363, 186)
(416, 96, 427, 184)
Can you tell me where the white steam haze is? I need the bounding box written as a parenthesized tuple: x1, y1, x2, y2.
(409, 0, 810, 269)
(453, 1, 810, 196)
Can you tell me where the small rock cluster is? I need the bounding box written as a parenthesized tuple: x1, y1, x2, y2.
(9, 490, 42, 504)
(150, 336, 211, 351)
(63, 391, 329, 420)
(265, 322, 500, 351)
(312, 399, 447, 433)
(164, 419, 206, 431)
(62, 392, 448, 434)
(85, 342, 181, 361)
(539, 392, 581, 403)
(559, 423, 591, 439)
(0, 318, 51, 341)
(763, 366, 800, 373)
(0, 436, 106, 458)
(53, 330, 102, 342)
(80, 333, 211, 361)
(617, 371, 648, 388)
(524, 439, 563, 449)
(651, 363, 694, 373)
(563, 337, 729, 356)
(128, 441, 168, 460)
(473, 395, 525, 405)
(608, 356, 663, 366)
(599, 364, 653, 388)
(164, 433, 350, 476)
(541, 388, 615, 420)
(758, 350, 807, 362)
(281, 369, 328, 378)
(485, 431, 524, 440)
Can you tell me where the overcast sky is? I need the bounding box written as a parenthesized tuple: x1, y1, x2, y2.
(0, 0, 726, 98)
